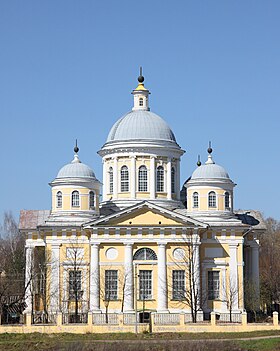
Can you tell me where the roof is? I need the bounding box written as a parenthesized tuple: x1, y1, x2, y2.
(235, 210, 267, 231)
(106, 110, 177, 143)
(19, 210, 50, 230)
(56, 154, 96, 179)
(191, 154, 230, 181)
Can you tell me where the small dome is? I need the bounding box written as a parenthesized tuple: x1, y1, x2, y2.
(57, 154, 96, 179)
(106, 110, 176, 143)
(191, 155, 230, 180)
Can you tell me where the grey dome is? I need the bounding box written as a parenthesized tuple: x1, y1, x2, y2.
(191, 155, 230, 180)
(107, 110, 176, 142)
(57, 155, 96, 179)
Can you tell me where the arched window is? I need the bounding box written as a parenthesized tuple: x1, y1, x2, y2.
(139, 97, 143, 106)
(56, 191, 62, 208)
(133, 248, 157, 261)
(225, 192, 230, 209)
(120, 165, 129, 192)
(171, 167, 175, 193)
(89, 191, 95, 209)
(109, 167, 113, 193)
(72, 191, 80, 207)
(208, 191, 216, 208)
(193, 192, 199, 208)
(138, 165, 148, 192)
(156, 166, 164, 192)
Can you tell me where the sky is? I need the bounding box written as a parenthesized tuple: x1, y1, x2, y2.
(0, 1, 279, 222)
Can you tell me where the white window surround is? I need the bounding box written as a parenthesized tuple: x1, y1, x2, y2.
(120, 165, 129, 192)
(208, 191, 216, 208)
(225, 191, 230, 210)
(71, 191, 80, 208)
(193, 192, 199, 208)
(156, 166, 165, 192)
(56, 191, 62, 208)
(89, 191, 95, 209)
(138, 165, 148, 192)
(108, 167, 113, 194)
(139, 270, 152, 300)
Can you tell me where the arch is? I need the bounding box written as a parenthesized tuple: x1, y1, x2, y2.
(225, 191, 230, 209)
(193, 192, 199, 208)
(109, 167, 113, 193)
(56, 191, 62, 208)
(138, 165, 148, 192)
(171, 167, 175, 193)
(133, 248, 157, 261)
(71, 191, 80, 207)
(89, 191, 95, 209)
(156, 166, 164, 192)
(208, 191, 216, 208)
(120, 165, 129, 192)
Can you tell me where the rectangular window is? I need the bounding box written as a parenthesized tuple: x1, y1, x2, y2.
(69, 270, 82, 300)
(208, 271, 220, 300)
(105, 270, 118, 300)
(172, 270, 185, 300)
(139, 270, 152, 300)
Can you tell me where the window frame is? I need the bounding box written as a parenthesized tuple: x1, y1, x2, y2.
(172, 270, 185, 300)
(133, 248, 158, 261)
(56, 191, 62, 208)
(138, 165, 148, 192)
(171, 167, 175, 194)
(139, 97, 144, 106)
(193, 192, 199, 208)
(208, 270, 220, 300)
(120, 165, 129, 192)
(71, 191, 80, 208)
(68, 270, 83, 300)
(139, 270, 152, 300)
(89, 191, 95, 209)
(156, 166, 164, 192)
(225, 191, 230, 209)
(105, 270, 118, 301)
(208, 191, 216, 208)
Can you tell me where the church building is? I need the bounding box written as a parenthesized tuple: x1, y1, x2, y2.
(19, 72, 265, 325)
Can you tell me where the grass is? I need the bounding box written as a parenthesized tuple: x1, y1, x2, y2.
(1, 331, 280, 350)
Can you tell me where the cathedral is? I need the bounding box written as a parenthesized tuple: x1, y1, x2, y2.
(19, 72, 265, 326)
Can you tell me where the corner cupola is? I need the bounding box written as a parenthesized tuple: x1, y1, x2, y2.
(132, 67, 150, 111)
(49, 142, 101, 219)
(184, 144, 236, 218)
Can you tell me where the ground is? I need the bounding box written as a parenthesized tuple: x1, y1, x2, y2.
(1, 331, 280, 351)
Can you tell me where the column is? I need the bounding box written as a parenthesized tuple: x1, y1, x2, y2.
(229, 242, 238, 311)
(167, 158, 172, 200)
(124, 243, 134, 312)
(157, 243, 168, 312)
(113, 156, 118, 199)
(192, 235, 201, 308)
(175, 159, 181, 200)
(130, 156, 136, 199)
(90, 243, 100, 312)
(102, 159, 107, 201)
(150, 156, 155, 199)
(50, 243, 60, 312)
(251, 241, 260, 301)
(24, 246, 33, 312)
(221, 267, 227, 311)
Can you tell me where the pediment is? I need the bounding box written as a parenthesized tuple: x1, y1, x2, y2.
(83, 201, 207, 228)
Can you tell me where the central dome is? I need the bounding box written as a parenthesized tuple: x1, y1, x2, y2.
(106, 110, 176, 143)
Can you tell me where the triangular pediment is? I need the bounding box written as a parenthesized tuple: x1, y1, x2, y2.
(83, 201, 207, 228)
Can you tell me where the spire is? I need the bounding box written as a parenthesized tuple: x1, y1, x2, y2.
(205, 141, 215, 165)
(132, 67, 150, 111)
(72, 139, 81, 164)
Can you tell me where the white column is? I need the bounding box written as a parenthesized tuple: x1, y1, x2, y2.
(150, 156, 156, 199)
(24, 246, 33, 312)
(130, 156, 136, 199)
(251, 241, 260, 300)
(102, 159, 107, 201)
(176, 159, 181, 200)
(167, 158, 172, 200)
(229, 242, 239, 311)
(90, 243, 100, 312)
(124, 243, 134, 312)
(113, 156, 118, 199)
(221, 267, 227, 311)
(192, 234, 201, 308)
(50, 243, 60, 312)
(157, 243, 168, 312)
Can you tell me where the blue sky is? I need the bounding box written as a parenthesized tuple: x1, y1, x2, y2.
(0, 1, 279, 221)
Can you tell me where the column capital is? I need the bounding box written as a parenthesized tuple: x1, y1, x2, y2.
(124, 242, 134, 247)
(90, 242, 100, 247)
(157, 242, 167, 247)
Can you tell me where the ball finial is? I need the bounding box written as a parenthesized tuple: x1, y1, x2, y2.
(74, 139, 79, 154)
(197, 155, 201, 167)
(207, 141, 213, 154)
(138, 66, 144, 83)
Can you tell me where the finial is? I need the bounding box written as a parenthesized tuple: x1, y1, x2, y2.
(197, 155, 201, 167)
(207, 141, 213, 154)
(74, 139, 79, 154)
(138, 66, 144, 83)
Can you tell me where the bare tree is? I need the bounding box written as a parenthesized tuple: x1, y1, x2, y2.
(221, 276, 240, 323)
